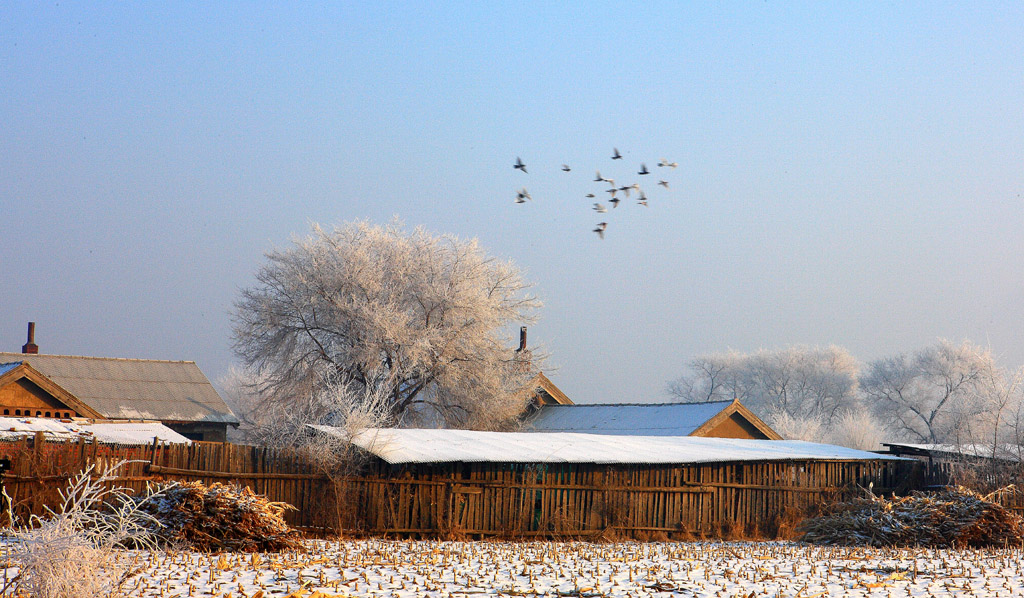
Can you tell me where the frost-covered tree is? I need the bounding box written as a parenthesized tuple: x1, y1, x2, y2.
(745, 346, 861, 422)
(667, 346, 863, 437)
(764, 409, 825, 443)
(232, 221, 542, 430)
(827, 406, 886, 451)
(666, 352, 754, 404)
(860, 340, 999, 444)
(667, 345, 884, 446)
(967, 365, 1024, 458)
(219, 364, 392, 448)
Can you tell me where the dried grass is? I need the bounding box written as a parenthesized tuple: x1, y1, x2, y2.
(134, 481, 305, 552)
(798, 485, 1024, 547)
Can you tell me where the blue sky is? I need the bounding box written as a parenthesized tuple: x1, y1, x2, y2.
(3, 2, 1024, 403)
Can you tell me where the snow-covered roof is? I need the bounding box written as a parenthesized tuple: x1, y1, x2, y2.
(884, 442, 1024, 462)
(312, 426, 905, 465)
(0, 417, 191, 445)
(0, 352, 237, 424)
(525, 401, 744, 436)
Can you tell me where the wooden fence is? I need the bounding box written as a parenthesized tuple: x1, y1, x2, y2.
(0, 435, 936, 539)
(0, 435, 336, 532)
(337, 458, 915, 538)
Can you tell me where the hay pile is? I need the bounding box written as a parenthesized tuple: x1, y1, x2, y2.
(798, 486, 1024, 547)
(137, 481, 305, 552)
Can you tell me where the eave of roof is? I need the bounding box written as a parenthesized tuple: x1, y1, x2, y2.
(689, 399, 783, 440)
(0, 361, 105, 418)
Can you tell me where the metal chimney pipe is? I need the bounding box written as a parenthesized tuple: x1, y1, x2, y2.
(22, 322, 39, 354)
(519, 326, 527, 351)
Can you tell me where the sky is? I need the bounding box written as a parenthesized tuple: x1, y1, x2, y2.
(3, 2, 1024, 404)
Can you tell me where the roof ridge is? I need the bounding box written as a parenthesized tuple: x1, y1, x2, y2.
(0, 352, 197, 365)
(546, 400, 734, 408)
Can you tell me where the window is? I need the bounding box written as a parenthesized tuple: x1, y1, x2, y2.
(2, 409, 7, 415)
(14, 410, 20, 416)
(45, 411, 51, 417)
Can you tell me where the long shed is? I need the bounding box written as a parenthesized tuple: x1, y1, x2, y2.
(314, 427, 912, 539)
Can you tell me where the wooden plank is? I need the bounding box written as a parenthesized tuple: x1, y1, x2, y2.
(146, 464, 325, 480)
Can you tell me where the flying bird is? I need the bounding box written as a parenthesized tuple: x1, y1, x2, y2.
(515, 188, 531, 203)
(593, 222, 607, 239)
(593, 203, 608, 213)
(658, 180, 670, 189)
(637, 198, 648, 207)
(561, 164, 571, 172)
(603, 177, 615, 188)
(606, 187, 618, 196)
(585, 193, 596, 198)
(618, 185, 632, 198)
(658, 158, 678, 168)
(609, 197, 621, 208)
(611, 147, 623, 160)
(594, 171, 606, 182)
(638, 163, 649, 175)
(514, 157, 527, 173)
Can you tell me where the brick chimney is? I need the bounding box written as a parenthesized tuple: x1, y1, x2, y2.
(514, 326, 532, 373)
(22, 322, 38, 354)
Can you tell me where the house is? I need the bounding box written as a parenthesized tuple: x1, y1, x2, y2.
(523, 398, 782, 440)
(0, 323, 237, 441)
(311, 426, 909, 538)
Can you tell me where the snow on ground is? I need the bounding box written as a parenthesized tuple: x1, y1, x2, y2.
(21, 539, 1024, 597)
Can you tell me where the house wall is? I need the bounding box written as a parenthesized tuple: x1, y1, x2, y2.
(698, 413, 772, 440)
(0, 379, 77, 418)
(164, 422, 229, 442)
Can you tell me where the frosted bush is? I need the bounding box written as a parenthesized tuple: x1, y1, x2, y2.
(2, 461, 162, 598)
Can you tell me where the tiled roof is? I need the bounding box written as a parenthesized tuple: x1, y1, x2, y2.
(0, 353, 237, 424)
(525, 401, 736, 435)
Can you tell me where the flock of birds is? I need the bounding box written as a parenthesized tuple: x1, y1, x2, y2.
(512, 148, 677, 239)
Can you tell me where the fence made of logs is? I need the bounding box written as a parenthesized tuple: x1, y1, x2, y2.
(337, 458, 917, 539)
(0, 434, 335, 533)
(0, 434, 932, 539)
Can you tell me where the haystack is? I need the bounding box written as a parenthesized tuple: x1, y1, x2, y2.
(137, 481, 304, 552)
(798, 486, 1024, 547)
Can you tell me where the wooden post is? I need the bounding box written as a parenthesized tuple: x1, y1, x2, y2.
(32, 431, 44, 461)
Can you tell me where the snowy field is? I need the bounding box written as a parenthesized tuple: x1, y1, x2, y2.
(89, 539, 1024, 598)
